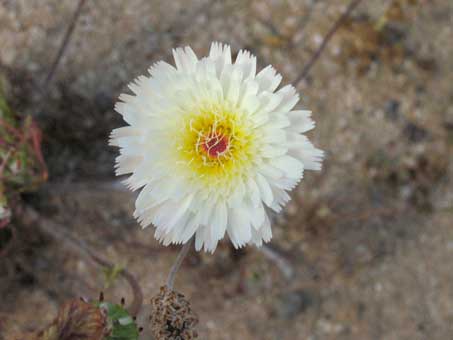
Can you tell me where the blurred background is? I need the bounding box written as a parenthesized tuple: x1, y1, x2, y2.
(0, 0, 452, 339)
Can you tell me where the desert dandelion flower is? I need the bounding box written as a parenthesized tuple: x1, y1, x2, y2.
(110, 42, 323, 252)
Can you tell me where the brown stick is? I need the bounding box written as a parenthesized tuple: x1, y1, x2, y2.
(294, 0, 364, 85)
(42, 0, 87, 92)
(22, 206, 144, 316)
(259, 244, 294, 280)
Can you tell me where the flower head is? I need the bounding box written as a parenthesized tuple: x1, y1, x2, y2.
(111, 42, 323, 252)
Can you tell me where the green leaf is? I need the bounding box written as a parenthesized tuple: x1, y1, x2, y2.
(97, 302, 140, 340)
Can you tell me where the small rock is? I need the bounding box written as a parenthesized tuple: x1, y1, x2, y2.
(275, 290, 317, 319)
(384, 99, 400, 121)
(403, 122, 428, 143)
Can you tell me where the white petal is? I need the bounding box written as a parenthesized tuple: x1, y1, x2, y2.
(255, 65, 282, 92)
(288, 110, 315, 133)
(180, 213, 201, 243)
(211, 202, 227, 241)
(228, 208, 251, 248)
(228, 178, 246, 207)
(148, 61, 177, 78)
(258, 92, 283, 115)
(270, 155, 304, 179)
(274, 85, 299, 112)
(109, 127, 141, 146)
(115, 155, 143, 175)
(269, 187, 291, 212)
(238, 79, 259, 110)
(251, 212, 272, 246)
(221, 65, 243, 106)
(164, 194, 194, 230)
(261, 144, 288, 158)
(246, 177, 261, 207)
(235, 49, 257, 79)
(172, 47, 198, 73)
(287, 134, 324, 170)
(249, 202, 265, 230)
(195, 226, 207, 251)
(209, 42, 232, 77)
(255, 173, 274, 207)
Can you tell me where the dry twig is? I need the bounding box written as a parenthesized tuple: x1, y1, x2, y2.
(259, 244, 295, 280)
(294, 0, 364, 85)
(42, 0, 86, 94)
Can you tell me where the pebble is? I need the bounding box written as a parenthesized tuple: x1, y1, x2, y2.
(275, 290, 316, 319)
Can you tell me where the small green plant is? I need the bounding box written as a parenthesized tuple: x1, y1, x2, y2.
(0, 76, 47, 228)
(27, 296, 140, 340)
(96, 301, 140, 340)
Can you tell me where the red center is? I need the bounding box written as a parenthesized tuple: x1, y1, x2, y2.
(202, 133, 229, 158)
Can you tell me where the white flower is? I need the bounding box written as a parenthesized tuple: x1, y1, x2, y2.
(110, 42, 323, 252)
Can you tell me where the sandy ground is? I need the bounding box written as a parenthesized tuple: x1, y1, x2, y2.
(1, 0, 453, 339)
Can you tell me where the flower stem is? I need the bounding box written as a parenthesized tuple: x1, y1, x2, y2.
(166, 238, 193, 290)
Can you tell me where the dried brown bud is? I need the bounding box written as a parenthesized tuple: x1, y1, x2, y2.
(150, 286, 198, 340)
(35, 299, 107, 340)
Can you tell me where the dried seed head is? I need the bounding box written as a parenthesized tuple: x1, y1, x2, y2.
(150, 286, 198, 339)
(36, 299, 107, 340)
